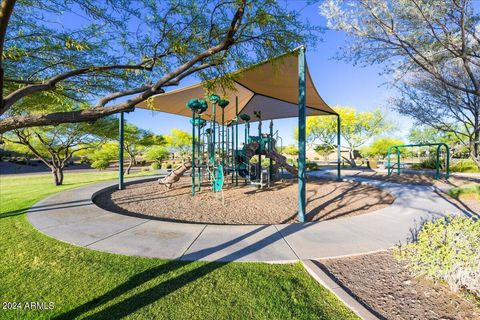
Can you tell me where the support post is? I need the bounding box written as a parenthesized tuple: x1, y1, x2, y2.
(297, 46, 306, 223)
(258, 119, 262, 181)
(235, 96, 239, 186)
(387, 147, 392, 176)
(191, 111, 196, 196)
(231, 124, 234, 184)
(445, 145, 450, 179)
(197, 119, 201, 192)
(118, 112, 124, 190)
(269, 120, 273, 182)
(221, 108, 225, 166)
(396, 148, 401, 176)
(213, 104, 216, 163)
(336, 114, 341, 181)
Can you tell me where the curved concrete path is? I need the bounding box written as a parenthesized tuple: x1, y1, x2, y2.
(27, 173, 470, 262)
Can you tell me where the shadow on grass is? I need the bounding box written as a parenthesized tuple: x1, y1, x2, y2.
(53, 224, 323, 320)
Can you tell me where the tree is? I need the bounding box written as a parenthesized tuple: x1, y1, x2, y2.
(123, 124, 157, 174)
(360, 137, 404, 159)
(408, 126, 469, 160)
(281, 145, 299, 156)
(393, 72, 479, 167)
(89, 142, 118, 171)
(321, 0, 480, 97)
(0, 0, 319, 133)
(165, 129, 192, 159)
(302, 107, 393, 167)
(144, 146, 170, 166)
(314, 144, 335, 161)
(1, 138, 35, 164)
(3, 118, 115, 185)
(320, 0, 480, 167)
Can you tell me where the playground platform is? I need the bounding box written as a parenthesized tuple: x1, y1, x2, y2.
(27, 172, 469, 263)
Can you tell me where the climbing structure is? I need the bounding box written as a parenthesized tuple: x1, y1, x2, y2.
(157, 94, 297, 195)
(133, 47, 342, 221)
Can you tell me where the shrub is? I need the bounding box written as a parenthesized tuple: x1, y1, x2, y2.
(411, 156, 442, 170)
(448, 185, 480, 200)
(91, 159, 110, 170)
(306, 161, 319, 171)
(150, 162, 160, 170)
(450, 159, 480, 173)
(395, 216, 480, 296)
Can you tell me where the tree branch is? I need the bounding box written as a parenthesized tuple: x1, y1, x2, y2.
(0, 104, 134, 133)
(2, 62, 152, 114)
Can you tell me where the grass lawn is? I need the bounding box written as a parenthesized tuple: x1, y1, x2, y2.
(0, 171, 358, 320)
(448, 184, 480, 200)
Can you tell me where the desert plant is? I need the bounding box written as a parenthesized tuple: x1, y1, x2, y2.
(448, 185, 480, 200)
(150, 162, 160, 170)
(306, 161, 319, 171)
(91, 159, 110, 171)
(450, 159, 480, 173)
(395, 216, 480, 297)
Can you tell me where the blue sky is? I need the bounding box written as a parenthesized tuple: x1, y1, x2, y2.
(123, 1, 413, 145)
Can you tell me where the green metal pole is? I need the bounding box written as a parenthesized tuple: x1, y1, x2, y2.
(231, 124, 234, 183)
(337, 114, 341, 181)
(258, 119, 262, 181)
(269, 120, 273, 182)
(396, 148, 401, 176)
(298, 46, 306, 223)
(245, 122, 248, 147)
(212, 103, 216, 165)
(235, 96, 239, 186)
(435, 145, 440, 179)
(445, 144, 450, 179)
(387, 147, 392, 176)
(118, 112, 124, 190)
(191, 111, 196, 196)
(222, 108, 225, 166)
(197, 119, 201, 192)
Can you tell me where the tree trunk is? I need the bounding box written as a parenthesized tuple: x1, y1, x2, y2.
(51, 167, 64, 186)
(346, 149, 357, 168)
(126, 156, 133, 175)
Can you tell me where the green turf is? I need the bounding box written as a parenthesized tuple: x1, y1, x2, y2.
(0, 171, 358, 320)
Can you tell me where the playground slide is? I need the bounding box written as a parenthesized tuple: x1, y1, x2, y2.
(265, 149, 298, 177)
(158, 161, 191, 188)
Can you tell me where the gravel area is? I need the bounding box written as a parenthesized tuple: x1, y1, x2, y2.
(321, 251, 480, 320)
(94, 177, 394, 224)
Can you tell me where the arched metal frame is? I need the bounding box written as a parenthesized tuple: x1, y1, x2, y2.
(387, 143, 450, 180)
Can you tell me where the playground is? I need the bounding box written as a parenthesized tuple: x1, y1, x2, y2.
(5, 47, 477, 320)
(95, 176, 393, 224)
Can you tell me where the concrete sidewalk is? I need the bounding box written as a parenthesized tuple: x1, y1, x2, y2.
(27, 173, 469, 262)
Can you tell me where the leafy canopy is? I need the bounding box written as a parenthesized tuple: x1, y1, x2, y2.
(1, 0, 321, 133)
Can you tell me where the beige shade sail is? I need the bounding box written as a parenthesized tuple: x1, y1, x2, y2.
(136, 49, 336, 124)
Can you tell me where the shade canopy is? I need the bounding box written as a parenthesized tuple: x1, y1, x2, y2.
(137, 49, 336, 124)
